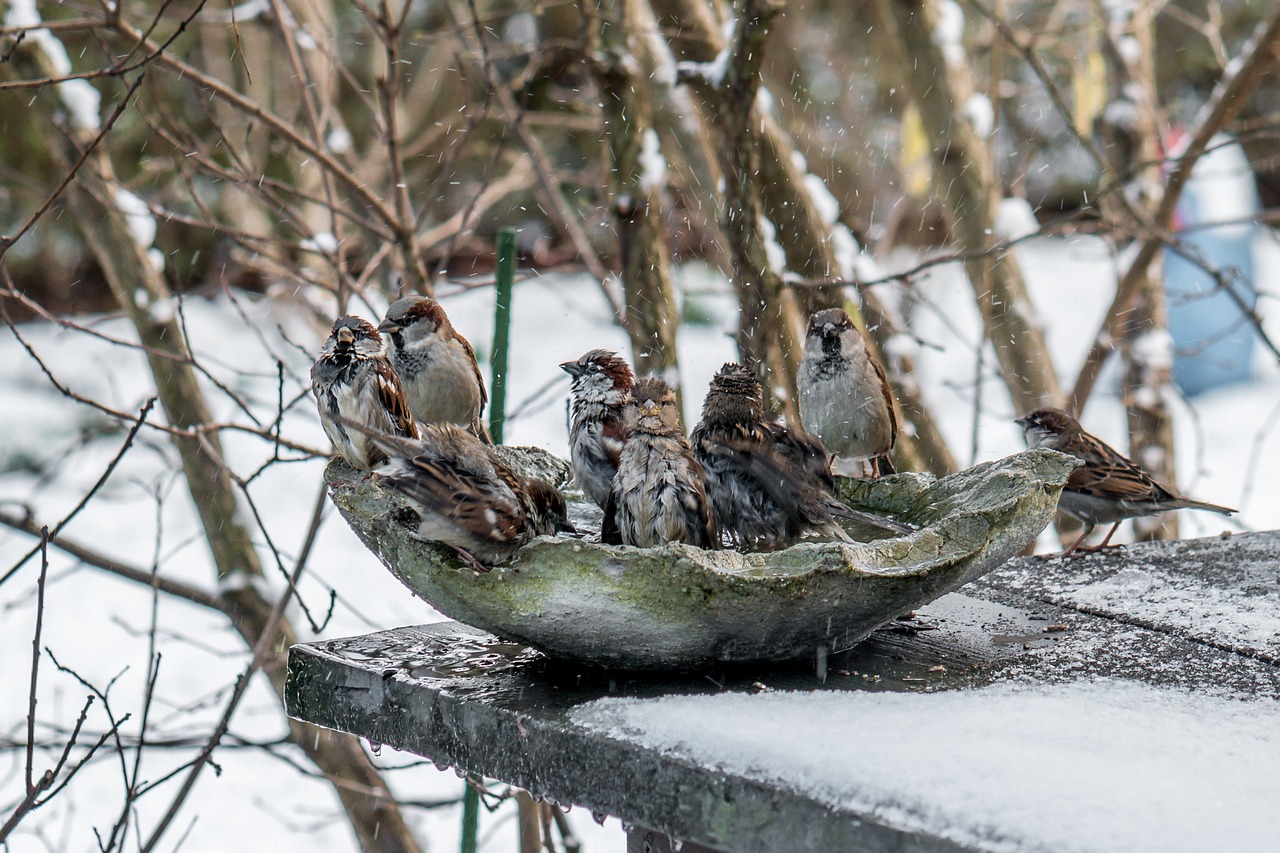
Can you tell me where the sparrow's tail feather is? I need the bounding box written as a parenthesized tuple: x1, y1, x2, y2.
(821, 496, 915, 535)
(1178, 497, 1236, 516)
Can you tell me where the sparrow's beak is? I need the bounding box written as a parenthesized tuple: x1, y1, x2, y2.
(822, 323, 836, 336)
(377, 319, 401, 335)
(640, 399, 660, 416)
(559, 361, 584, 378)
(556, 517, 577, 534)
(1014, 415, 1029, 428)
(336, 327, 356, 345)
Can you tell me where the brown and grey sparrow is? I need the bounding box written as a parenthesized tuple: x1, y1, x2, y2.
(312, 315, 418, 472)
(692, 363, 912, 549)
(379, 295, 491, 443)
(798, 308, 897, 477)
(329, 415, 574, 569)
(561, 349, 635, 510)
(1017, 407, 1235, 556)
(604, 377, 718, 549)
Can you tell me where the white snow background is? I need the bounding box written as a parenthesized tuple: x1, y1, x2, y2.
(3, 229, 1280, 852)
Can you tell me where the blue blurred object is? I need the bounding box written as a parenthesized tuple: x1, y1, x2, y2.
(1163, 134, 1260, 396)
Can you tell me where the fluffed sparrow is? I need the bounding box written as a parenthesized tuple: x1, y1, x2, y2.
(798, 308, 898, 477)
(604, 377, 718, 549)
(560, 349, 635, 510)
(329, 415, 574, 569)
(1017, 407, 1235, 556)
(692, 363, 912, 549)
(311, 315, 419, 472)
(379, 295, 491, 443)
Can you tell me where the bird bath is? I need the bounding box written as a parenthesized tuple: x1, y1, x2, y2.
(324, 448, 1075, 669)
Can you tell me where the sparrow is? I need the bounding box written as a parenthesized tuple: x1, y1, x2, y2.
(379, 295, 491, 443)
(1016, 407, 1235, 556)
(691, 363, 913, 549)
(798, 308, 898, 477)
(311, 315, 419, 472)
(328, 415, 574, 569)
(603, 377, 718, 549)
(560, 349, 635, 509)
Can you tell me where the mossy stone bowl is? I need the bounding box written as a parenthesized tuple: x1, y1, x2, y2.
(325, 448, 1075, 669)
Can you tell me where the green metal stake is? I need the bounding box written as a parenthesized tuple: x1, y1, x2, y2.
(489, 228, 517, 444)
(460, 775, 480, 853)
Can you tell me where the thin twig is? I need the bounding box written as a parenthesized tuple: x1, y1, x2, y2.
(0, 397, 156, 589)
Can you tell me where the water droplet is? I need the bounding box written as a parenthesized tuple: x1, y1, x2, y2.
(592, 810, 608, 825)
(368, 739, 382, 756)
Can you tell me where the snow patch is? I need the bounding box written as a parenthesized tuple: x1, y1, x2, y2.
(637, 129, 667, 194)
(114, 188, 158, 249)
(803, 173, 841, 226)
(993, 198, 1039, 242)
(301, 232, 339, 255)
(760, 216, 787, 276)
(932, 0, 965, 67)
(327, 126, 353, 154)
(832, 226, 861, 281)
(59, 79, 102, 132)
(964, 94, 994, 138)
(1131, 329, 1174, 372)
(572, 679, 1280, 853)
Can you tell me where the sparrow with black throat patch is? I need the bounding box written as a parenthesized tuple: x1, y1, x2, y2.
(692, 363, 912, 549)
(379, 295, 491, 442)
(311, 315, 418, 472)
(560, 349, 635, 510)
(798, 308, 898, 477)
(604, 377, 717, 549)
(1017, 407, 1235, 556)
(328, 414, 574, 570)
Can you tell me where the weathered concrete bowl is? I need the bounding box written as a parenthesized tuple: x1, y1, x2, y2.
(326, 448, 1075, 669)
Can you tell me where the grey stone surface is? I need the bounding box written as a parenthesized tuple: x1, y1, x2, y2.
(324, 449, 1077, 668)
(287, 532, 1280, 852)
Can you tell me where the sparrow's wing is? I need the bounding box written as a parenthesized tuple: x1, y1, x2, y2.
(870, 353, 898, 451)
(677, 446, 719, 549)
(373, 358, 419, 438)
(600, 487, 623, 545)
(728, 438, 912, 536)
(1067, 433, 1180, 503)
(382, 454, 528, 545)
(769, 424, 837, 490)
(455, 331, 489, 411)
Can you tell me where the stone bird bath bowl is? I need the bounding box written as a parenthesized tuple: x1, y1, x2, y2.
(325, 449, 1075, 669)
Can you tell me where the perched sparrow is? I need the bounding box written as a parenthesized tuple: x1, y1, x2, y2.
(379, 295, 491, 442)
(560, 349, 635, 509)
(798, 308, 897, 477)
(329, 415, 574, 569)
(311, 315, 418, 472)
(604, 377, 717, 549)
(691, 363, 912, 549)
(1017, 407, 1235, 556)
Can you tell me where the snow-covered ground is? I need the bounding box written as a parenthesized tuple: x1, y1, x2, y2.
(2, 234, 1279, 851)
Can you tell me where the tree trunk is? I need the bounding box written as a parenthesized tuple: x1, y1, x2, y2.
(872, 0, 1062, 415)
(587, 0, 683, 395)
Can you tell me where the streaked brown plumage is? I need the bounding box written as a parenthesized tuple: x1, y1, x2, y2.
(328, 415, 574, 568)
(1017, 407, 1235, 555)
(604, 377, 717, 549)
(561, 349, 634, 509)
(692, 363, 912, 549)
(798, 308, 898, 477)
(311, 315, 418, 472)
(379, 295, 491, 443)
